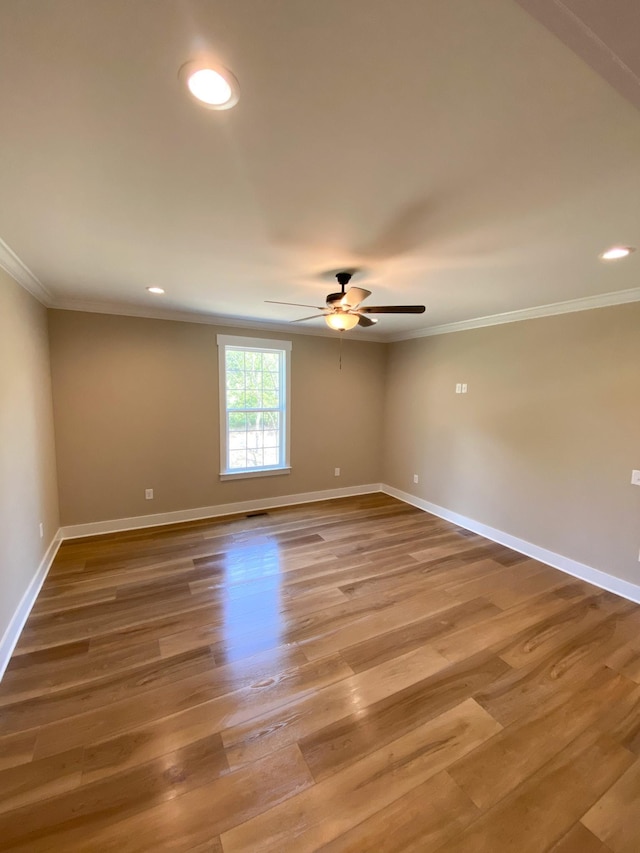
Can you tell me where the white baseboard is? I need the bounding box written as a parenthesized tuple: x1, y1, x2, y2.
(381, 484, 640, 605)
(60, 483, 384, 539)
(0, 531, 63, 680)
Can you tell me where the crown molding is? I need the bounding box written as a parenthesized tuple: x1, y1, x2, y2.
(51, 298, 385, 342)
(5, 234, 639, 343)
(385, 286, 640, 342)
(0, 238, 53, 305)
(38, 286, 640, 344)
(514, 0, 640, 113)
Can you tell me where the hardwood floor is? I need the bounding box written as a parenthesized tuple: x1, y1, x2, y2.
(1, 493, 639, 851)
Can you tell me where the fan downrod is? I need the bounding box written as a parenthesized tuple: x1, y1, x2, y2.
(326, 270, 354, 305)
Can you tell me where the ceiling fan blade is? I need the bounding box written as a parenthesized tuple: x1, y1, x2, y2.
(360, 305, 426, 314)
(291, 314, 328, 322)
(356, 314, 378, 327)
(265, 300, 325, 310)
(341, 287, 371, 309)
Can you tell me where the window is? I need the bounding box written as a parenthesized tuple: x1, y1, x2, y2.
(217, 335, 292, 479)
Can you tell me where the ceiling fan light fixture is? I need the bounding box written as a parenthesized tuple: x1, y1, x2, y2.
(179, 60, 239, 110)
(325, 312, 359, 331)
(599, 245, 635, 261)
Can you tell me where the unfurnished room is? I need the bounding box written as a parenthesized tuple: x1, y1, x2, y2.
(1, 1, 640, 850)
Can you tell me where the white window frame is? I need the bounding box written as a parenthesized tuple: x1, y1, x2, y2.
(217, 335, 292, 480)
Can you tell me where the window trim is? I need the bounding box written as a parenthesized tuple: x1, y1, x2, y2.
(216, 335, 292, 480)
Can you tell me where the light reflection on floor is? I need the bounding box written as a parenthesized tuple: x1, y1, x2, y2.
(220, 536, 284, 664)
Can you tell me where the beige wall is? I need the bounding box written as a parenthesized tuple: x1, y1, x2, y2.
(48, 310, 387, 525)
(384, 303, 640, 584)
(0, 269, 59, 644)
(41, 300, 640, 588)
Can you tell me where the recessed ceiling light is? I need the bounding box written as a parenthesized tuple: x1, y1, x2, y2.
(599, 246, 635, 261)
(146, 286, 165, 294)
(179, 60, 239, 110)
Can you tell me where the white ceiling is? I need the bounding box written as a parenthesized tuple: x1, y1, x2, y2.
(0, 0, 639, 339)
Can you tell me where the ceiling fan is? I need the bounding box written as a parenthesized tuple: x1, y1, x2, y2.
(266, 271, 426, 331)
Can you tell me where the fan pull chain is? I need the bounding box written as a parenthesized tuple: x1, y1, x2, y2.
(339, 332, 343, 371)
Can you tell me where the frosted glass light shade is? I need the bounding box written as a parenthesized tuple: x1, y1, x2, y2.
(325, 312, 359, 331)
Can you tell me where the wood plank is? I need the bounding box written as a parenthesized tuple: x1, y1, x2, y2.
(581, 759, 640, 852)
(220, 699, 501, 853)
(12, 744, 312, 853)
(441, 729, 634, 853)
(549, 823, 613, 853)
(34, 647, 350, 759)
(476, 605, 640, 727)
(0, 640, 162, 705)
(316, 770, 478, 852)
(595, 682, 640, 756)
(298, 651, 510, 782)
(0, 731, 37, 773)
(0, 733, 230, 851)
(0, 647, 216, 735)
(432, 585, 587, 664)
(298, 586, 460, 661)
(0, 748, 83, 815)
(222, 643, 450, 770)
(448, 667, 635, 810)
(339, 596, 501, 673)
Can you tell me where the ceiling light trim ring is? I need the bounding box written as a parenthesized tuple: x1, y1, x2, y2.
(599, 246, 635, 261)
(179, 59, 240, 110)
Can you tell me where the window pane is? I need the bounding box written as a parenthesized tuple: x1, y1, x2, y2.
(227, 390, 246, 409)
(229, 450, 247, 469)
(246, 448, 264, 468)
(244, 412, 259, 429)
(245, 352, 263, 371)
(228, 411, 247, 430)
(245, 371, 262, 390)
(262, 388, 279, 408)
(246, 430, 261, 450)
(244, 390, 263, 409)
(226, 370, 245, 391)
(263, 371, 278, 391)
(263, 430, 279, 448)
(227, 350, 245, 370)
(262, 412, 279, 430)
(229, 431, 247, 450)
(264, 448, 279, 466)
(262, 353, 279, 371)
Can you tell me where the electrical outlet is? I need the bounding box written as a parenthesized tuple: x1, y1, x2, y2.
(413, 474, 419, 484)
(145, 488, 154, 500)
(631, 470, 640, 486)
(334, 467, 340, 477)
(455, 383, 462, 394)
(39, 522, 44, 539)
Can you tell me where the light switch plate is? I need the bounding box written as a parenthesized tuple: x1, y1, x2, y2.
(631, 470, 640, 486)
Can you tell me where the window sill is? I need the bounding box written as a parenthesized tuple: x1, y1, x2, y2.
(219, 467, 292, 481)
